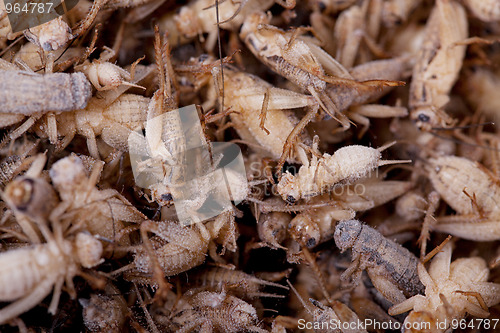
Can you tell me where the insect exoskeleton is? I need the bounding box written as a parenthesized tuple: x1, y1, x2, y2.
(169, 290, 268, 333)
(425, 155, 500, 241)
(258, 211, 291, 249)
(0, 230, 104, 323)
(24, 17, 73, 51)
(0, 71, 91, 114)
(49, 154, 146, 246)
(277, 141, 409, 203)
(408, 0, 468, 130)
(287, 180, 412, 248)
(335, 219, 424, 304)
(133, 220, 211, 277)
(219, 69, 314, 163)
(427, 155, 500, 216)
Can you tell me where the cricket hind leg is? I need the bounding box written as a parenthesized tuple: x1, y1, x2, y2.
(277, 105, 319, 173)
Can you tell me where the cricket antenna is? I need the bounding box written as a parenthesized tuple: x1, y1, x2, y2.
(431, 121, 495, 131)
(215, 0, 225, 112)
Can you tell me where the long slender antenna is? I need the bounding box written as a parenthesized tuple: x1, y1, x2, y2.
(431, 122, 495, 131)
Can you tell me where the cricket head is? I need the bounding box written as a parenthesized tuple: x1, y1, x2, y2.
(334, 219, 362, 252)
(411, 106, 453, 132)
(277, 172, 300, 204)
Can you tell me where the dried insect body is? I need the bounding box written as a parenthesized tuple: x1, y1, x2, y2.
(241, 12, 402, 127)
(277, 137, 408, 203)
(132, 108, 206, 208)
(239, 12, 338, 123)
(190, 266, 288, 299)
(0, 70, 91, 114)
(428, 155, 500, 216)
(169, 290, 268, 333)
(49, 155, 145, 246)
(80, 284, 128, 333)
(409, 0, 468, 130)
(162, 0, 279, 51)
(133, 220, 211, 277)
(0, 224, 104, 323)
(23, 17, 73, 51)
(333, 2, 366, 69)
(334, 179, 413, 212)
(35, 93, 150, 158)
(389, 242, 500, 332)
(348, 55, 414, 99)
(75, 48, 144, 91)
(426, 155, 500, 241)
(289, 208, 355, 250)
(324, 56, 413, 137)
(218, 69, 315, 163)
(334, 219, 424, 304)
(12, 42, 84, 72)
(463, 0, 500, 22)
(287, 180, 412, 248)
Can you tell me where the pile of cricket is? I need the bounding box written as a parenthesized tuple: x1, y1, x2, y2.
(1, 0, 500, 331)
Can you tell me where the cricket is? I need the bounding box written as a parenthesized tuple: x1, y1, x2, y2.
(0, 0, 499, 331)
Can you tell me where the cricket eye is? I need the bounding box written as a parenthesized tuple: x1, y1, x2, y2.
(418, 113, 431, 123)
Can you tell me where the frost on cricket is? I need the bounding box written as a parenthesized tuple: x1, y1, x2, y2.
(277, 136, 409, 203)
